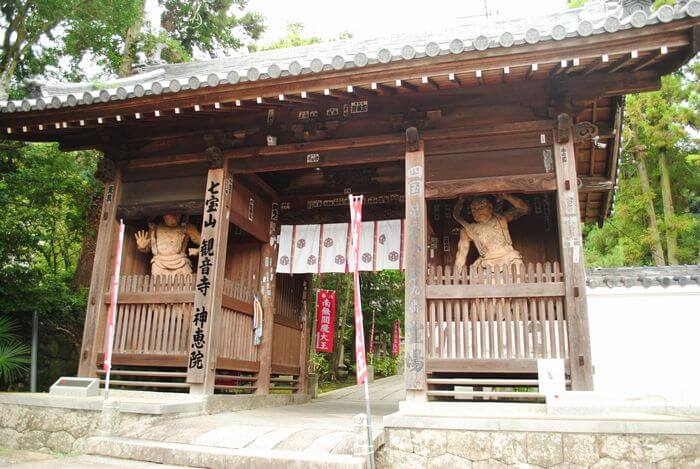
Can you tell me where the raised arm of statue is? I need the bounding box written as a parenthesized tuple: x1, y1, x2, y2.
(452, 195, 470, 228)
(454, 228, 471, 273)
(135, 229, 151, 253)
(499, 193, 529, 222)
(186, 223, 202, 245)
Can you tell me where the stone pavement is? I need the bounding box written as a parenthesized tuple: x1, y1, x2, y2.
(116, 374, 403, 455)
(7, 454, 196, 468)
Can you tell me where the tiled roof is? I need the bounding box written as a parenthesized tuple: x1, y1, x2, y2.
(1, 0, 698, 114)
(586, 265, 700, 288)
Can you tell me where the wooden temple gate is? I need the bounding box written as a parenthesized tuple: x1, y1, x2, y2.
(1, 0, 696, 399)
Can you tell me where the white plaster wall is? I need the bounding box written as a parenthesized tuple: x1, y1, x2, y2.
(587, 285, 700, 404)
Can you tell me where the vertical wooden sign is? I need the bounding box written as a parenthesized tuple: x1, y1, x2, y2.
(404, 127, 427, 397)
(553, 118, 594, 391)
(187, 167, 232, 392)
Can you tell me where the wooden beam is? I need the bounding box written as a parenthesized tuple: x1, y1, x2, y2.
(582, 57, 599, 75)
(426, 282, 565, 299)
(229, 143, 404, 174)
(632, 47, 668, 71)
(395, 79, 418, 93)
(425, 173, 556, 199)
(297, 276, 312, 394)
(526, 63, 538, 80)
(404, 128, 427, 400)
(255, 212, 278, 395)
(475, 70, 484, 85)
(553, 118, 594, 391)
(607, 51, 638, 73)
(421, 76, 439, 90)
(549, 59, 568, 76)
(77, 171, 122, 377)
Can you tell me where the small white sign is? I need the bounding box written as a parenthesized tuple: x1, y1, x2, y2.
(538, 359, 566, 396)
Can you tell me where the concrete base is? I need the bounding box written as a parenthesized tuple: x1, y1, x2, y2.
(0, 390, 312, 454)
(379, 401, 700, 468)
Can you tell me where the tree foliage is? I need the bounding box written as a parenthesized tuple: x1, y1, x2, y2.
(584, 64, 700, 266)
(158, 0, 265, 59)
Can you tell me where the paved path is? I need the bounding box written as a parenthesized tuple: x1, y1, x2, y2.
(117, 374, 403, 456)
(2, 451, 193, 468)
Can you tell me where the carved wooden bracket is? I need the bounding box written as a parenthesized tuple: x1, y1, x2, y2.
(406, 127, 420, 152)
(573, 121, 600, 143)
(205, 146, 224, 169)
(556, 113, 571, 144)
(94, 157, 116, 183)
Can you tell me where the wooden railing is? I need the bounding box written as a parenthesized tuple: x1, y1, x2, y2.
(110, 275, 195, 356)
(218, 279, 257, 365)
(426, 262, 568, 369)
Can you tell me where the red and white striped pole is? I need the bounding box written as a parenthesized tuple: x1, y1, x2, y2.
(103, 220, 126, 400)
(348, 194, 375, 469)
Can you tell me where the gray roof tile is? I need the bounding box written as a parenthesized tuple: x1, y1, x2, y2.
(2, 0, 699, 114)
(586, 265, 700, 288)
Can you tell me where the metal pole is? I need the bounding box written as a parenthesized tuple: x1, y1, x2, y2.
(363, 378, 376, 469)
(30, 311, 38, 392)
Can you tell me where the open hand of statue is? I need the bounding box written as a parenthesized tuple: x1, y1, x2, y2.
(135, 230, 150, 250)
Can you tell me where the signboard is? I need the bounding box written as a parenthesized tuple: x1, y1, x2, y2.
(392, 320, 401, 357)
(187, 171, 228, 384)
(315, 290, 336, 353)
(349, 195, 368, 384)
(537, 358, 566, 396)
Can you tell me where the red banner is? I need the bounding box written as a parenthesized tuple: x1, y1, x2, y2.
(315, 289, 336, 353)
(392, 320, 400, 357)
(349, 194, 368, 384)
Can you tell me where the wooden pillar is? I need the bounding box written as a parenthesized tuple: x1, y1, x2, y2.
(403, 127, 427, 401)
(188, 151, 232, 395)
(255, 202, 279, 395)
(78, 159, 120, 377)
(297, 276, 312, 394)
(553, 116, 594, 391)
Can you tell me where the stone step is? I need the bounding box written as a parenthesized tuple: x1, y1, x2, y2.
(86, 436, 366, 469)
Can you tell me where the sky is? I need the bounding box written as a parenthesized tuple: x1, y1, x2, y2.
(146, 0, 570, 47)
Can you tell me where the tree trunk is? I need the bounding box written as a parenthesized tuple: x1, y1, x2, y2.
(658, 152, 679, 265)
(117, 0, 146, 78)
(333, 274, 352, 380)
(329, 275, 343, 379)
(71, 191, 103, 288)
(636, 155, 666, 266)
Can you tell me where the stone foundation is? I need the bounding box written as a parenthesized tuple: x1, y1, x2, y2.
(378, 427, 700, 468)
(0, 403, 156, 454)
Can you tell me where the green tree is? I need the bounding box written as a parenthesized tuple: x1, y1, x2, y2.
(158, 0, 265, 59)
(0, 0, 145, 96)
(585, 65, 699, 266)
(255, 22, 323, 51)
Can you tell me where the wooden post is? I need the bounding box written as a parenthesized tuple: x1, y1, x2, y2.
(297, 275, 313, 394)
(78, 160, 120, 377)
(188, 153, 232, 394)
(553, 117, 594, 391)
(404, 127, 427, 400)
(255, 202, 278, 395)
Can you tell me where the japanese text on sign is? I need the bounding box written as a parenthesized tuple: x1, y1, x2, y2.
(315, 290, 336, 353)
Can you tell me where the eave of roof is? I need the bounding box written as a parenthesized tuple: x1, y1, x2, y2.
(1, 1, 697, 115)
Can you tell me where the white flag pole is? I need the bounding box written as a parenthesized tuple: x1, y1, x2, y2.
(103, 219, 126, 400)
(349, 195, 375, 469)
